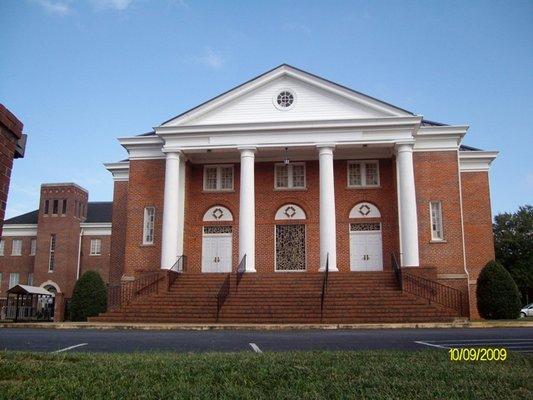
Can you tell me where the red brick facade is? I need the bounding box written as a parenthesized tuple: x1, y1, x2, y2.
(0, 104, 24, 236)
(109, 181, 128, 283)
(0, 184, 112, 298)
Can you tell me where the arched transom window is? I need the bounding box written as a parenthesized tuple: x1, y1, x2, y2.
(203, 205, 233, 222)
(275, 204, 307, 220)
(349, 202, 381, 219)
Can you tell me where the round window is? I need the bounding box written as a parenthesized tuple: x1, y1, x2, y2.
(276, 90, 294, 109)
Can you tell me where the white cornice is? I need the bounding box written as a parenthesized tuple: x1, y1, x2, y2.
(80, 222, 112, 236)
(161, 65, 412, 127)
(1, 224, 38, 237)
(414, 125, 469, 152)
(104, 161, 130, 182)
(156, 116, 423, 136)
(459, 151, 499, 172)
(117, 136, 165, 160)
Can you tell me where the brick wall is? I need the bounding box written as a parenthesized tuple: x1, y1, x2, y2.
(181, 158, 398, 273)
(414, 151, 465, 275)
(79, 235, 111, 283)
(123, 159, 165, 277)
(109, 180, 128, 283)
(33, 185, 87, 297)
(0, 105, 23, 236)
(0, 237, 35, 295)
(461, 170, 495, 319)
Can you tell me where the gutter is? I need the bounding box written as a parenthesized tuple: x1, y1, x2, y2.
(76, 228, 84, 280)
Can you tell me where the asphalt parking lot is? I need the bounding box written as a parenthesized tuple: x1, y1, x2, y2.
(1, 327, 532, 354)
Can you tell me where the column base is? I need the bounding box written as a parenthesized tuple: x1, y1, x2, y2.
(319, 267, 339, 272)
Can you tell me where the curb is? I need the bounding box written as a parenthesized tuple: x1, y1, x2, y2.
(1, 320, 532, 330)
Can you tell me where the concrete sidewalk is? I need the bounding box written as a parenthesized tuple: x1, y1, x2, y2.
(1, 319, 532, 331)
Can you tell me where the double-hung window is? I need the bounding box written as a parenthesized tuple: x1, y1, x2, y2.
(203, 165, 234, 191)
(430, 201, 444, 241)
(11, 239, 22, 256)
(274, 163, 306, 189)
(90, 239, 102, 256)
(9, 273, 19, 288)
(347, 161, 380, 187)
(30, 238, 37, 256)
(143, 207, 155, 245)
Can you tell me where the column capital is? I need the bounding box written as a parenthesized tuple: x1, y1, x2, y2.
(394, 142, 415, 153)
(163, 150, 183, 159)
(316, 143, 336, 150)
(237, 146, 257, 152)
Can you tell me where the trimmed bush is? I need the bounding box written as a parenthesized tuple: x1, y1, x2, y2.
(70, 271, 107, 321)
(477, 260, 521, 319)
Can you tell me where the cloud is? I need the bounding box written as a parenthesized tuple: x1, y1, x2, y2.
(89, 0, 134, 11)
(33, 0, 72, 16)
(282, 22, 311, 37)
(194, 47, 225, 69)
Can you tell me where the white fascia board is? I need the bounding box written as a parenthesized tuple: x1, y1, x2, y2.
(414, 125, 469, 152)
(117, 136, 165, 160)
(80, 222, 112, 236)
(103, 161, 130, 182)
(1, 224, 38, 237)
(459, 151, 499, 172)
(162, 66, 412, 126)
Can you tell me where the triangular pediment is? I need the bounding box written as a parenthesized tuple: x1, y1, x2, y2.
(161, 64, 414, 127)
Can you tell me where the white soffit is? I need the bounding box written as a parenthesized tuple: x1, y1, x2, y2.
(459, 151, 499, 172)
(414, 126, 469, 152)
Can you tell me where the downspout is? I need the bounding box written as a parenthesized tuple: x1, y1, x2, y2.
(457, 149, 471, 317)
(76, 228, 84, 280)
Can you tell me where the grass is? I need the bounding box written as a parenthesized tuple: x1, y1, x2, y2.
(0, 350, 531, 399)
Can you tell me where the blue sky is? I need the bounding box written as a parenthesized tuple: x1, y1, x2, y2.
(1, 0, 532, 218)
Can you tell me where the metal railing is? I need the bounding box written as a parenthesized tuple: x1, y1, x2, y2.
(169, 255, 187, 287)
(320, 253, 330, 320)
(106, 271, 165, 310)
(235, 254, 246, 292)
(402, 271, 464, 315)
(216, 274, 231, 321)
(391, 252, 402, 290)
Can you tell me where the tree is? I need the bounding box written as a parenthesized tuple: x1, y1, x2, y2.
(493, 205, 533, 304)
(70, 271, 107, 321)
(477, 260, 521, 319)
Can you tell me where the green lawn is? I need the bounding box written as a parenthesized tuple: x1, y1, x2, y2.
(0, 350, 531, 399)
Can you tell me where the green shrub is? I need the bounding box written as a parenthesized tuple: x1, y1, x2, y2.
(70, 271, 107, 321)
(476, 260, 521, 319)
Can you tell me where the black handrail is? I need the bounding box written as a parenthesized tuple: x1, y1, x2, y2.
(216, 274, 231, 321)
(320, 253, 329, 320)
(169, 255, 187, 287)
(402, 271, 463, 314)
(105, 271, 164, 310)
(391, 252, 402, 290)
(170, 255, 187, 273)
(235, 254, 246, 292)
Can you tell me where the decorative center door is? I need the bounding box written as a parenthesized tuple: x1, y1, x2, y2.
(350, 223, 383, 271)
(275, 224, 306, 271)
(202, 226, 232, 273)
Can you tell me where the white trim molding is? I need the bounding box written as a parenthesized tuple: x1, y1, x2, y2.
(459, 151, 499, 172)
(414, 126, 469, 152)
(117, 135, 165, 160)
(104, 161, 130, 182)
(1, 224, 38, 237)
(80, 222, 112, 236)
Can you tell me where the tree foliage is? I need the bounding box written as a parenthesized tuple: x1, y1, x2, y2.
(493, 205, 533, 303)
(70, 271, 107, 321)
(477, 260, 521, 319)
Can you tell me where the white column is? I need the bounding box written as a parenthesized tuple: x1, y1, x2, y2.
(318, 145, 338, 271)
(396, 143, 420, 267)
(238, 147, 256, 272)
(161, 151, 181, 269)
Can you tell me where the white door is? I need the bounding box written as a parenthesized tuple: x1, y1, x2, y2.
(202, 232, 232, 273)
(350, 223, 383, 271)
